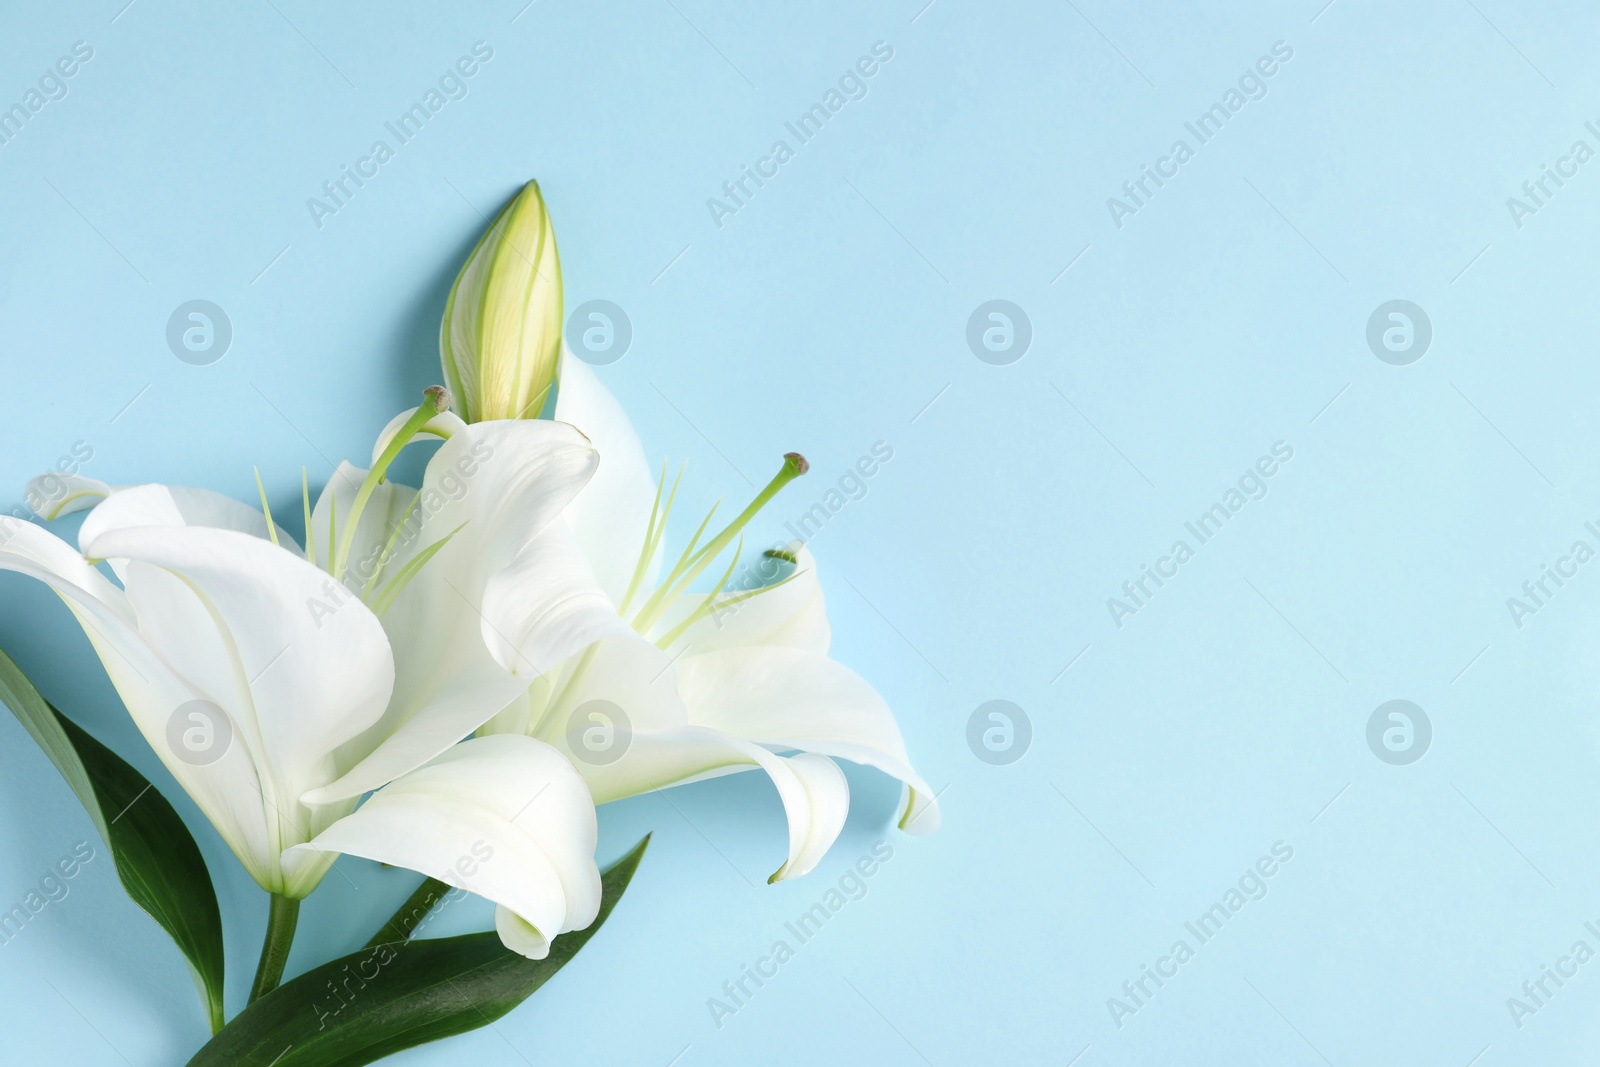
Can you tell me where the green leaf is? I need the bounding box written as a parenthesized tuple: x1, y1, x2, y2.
(188, 834, 651, 1067)
(0, 649, 226, 1032)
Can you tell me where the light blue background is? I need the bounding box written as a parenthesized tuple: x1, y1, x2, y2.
(2, 0, 1597, 1063)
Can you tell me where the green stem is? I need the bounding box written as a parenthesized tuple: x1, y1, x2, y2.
(364, 876, 453, 949)
(248, 894, 301, 1004)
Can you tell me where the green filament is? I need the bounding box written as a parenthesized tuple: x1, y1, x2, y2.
(361, 492, 423, 597)
(253, 468, 280, 547)
(369, 521, 469, 618)
(617, 459, 672, 618)
(332, 388, 448, 580)
(632, 454, 806, 634)
(654, 535, 747, 650)
(301, 468, 316, 567)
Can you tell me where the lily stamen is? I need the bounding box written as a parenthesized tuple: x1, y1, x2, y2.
(616, 459, 676, 618)
(360, 492, 424, 597)
(653, 534, 751, 650)
(301, 468, 316, 568)
(630, 452, 807, 635)
(253, 467, 280, 547)
(332, 386, 450, 580)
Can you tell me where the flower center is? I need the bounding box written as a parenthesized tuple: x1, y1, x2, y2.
(253, 387, 462, 612)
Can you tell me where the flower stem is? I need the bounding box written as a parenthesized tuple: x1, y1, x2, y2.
(364, 876, 452, 949)
(248, 894, 301, 1004)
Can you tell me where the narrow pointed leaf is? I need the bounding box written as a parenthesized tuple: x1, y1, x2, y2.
(0, 649, 226, 1032)
(187, 834, 650, 1067)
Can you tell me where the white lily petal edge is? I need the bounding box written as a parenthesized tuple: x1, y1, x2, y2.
(294, 735, 601, 960)
(25, 472, 113, 520)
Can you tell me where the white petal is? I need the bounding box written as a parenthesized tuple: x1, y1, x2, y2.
(478, 521, 632, 678)
(80, 483, 301, 557)
(495, 905, 555, 959)
(665, 541, 830, 657)
(511, 631, 848, 880)
(481, 631, 686, 799)
(554, 351, 661, 604)
(307, 420, 599, 803)
(761, 751, 849, 880)
(563, 723, 848, 882)
(85, 524, 396, 865)
(0, 520, 279, 886)
(308, 461, 416, 595)
(489, 633, 687, 802)
(0, 515, 127, 614)
(677, 646, 941, 835)
(515, 632, 692, 796)
(25, 473, 111, 520)
(295, 735, 602, 960)
(526, 631, 691, 743)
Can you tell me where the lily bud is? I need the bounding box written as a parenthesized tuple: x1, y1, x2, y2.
(440, 180, 563, 423)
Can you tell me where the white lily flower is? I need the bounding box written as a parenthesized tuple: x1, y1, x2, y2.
(478, 355, 941, 882)
(3, 395, 609, 959)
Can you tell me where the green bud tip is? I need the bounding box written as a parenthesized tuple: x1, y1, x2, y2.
(425, 385, 452, 414)
(784, 452, 809, 476)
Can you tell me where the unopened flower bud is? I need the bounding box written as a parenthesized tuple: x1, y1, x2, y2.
(439, 180, 562, 422)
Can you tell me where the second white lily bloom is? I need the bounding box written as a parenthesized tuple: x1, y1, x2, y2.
(478, 355, 941, 882)
(7, 400, 611, 958)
